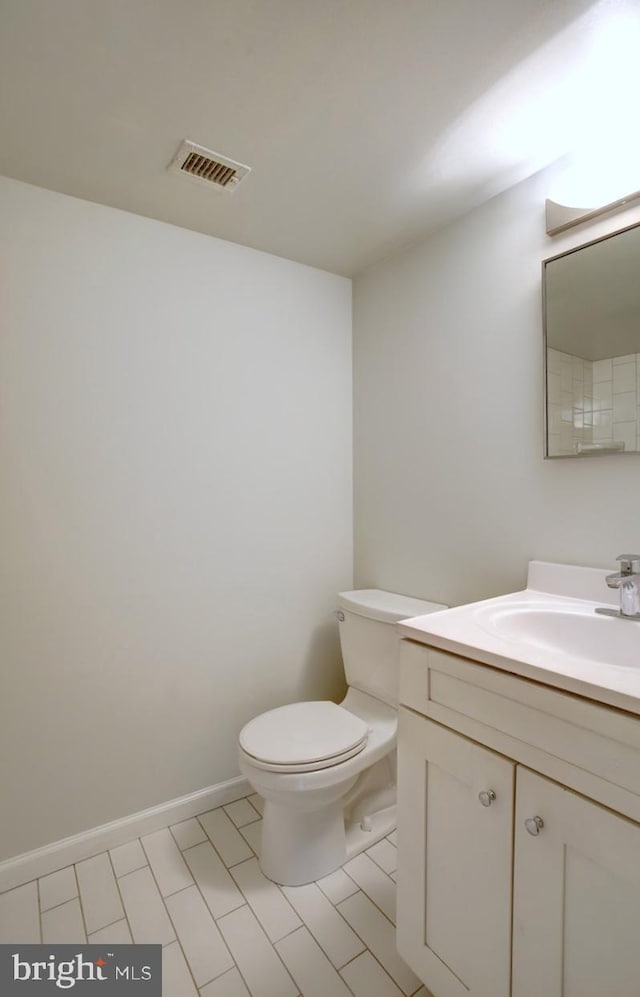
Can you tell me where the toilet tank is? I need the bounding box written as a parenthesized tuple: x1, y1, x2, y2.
(336, 589, 447, 707)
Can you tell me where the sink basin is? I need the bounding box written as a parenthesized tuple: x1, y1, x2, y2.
(398, 562, 640, 714)
(475, 601, 640, 669)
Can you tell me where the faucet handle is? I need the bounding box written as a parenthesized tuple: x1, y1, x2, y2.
(616, 554, 640, 574)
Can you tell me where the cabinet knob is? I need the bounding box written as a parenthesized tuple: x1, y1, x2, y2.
(524, 816, 544, 836)
(478, 789, 496, 807)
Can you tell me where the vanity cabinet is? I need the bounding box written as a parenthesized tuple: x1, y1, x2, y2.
(397, 640, 640, 997)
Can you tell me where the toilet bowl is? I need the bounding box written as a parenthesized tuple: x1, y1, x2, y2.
(238, 589, 447, 886)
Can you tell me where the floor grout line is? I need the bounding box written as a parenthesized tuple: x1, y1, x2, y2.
(72, 864, 89, 943)
(366, 855, 398, 877)
(37, 890, 80, 916)
(334, 888, 414, 993)
(269, 888, 366, 976)
(161, 895, 214, 994)
(136, 838, 204, 993)
(161, 881, 195, 901)
(35, 877, 43, 944)
(194, 814, 251, 868)
(338, 946, 408, 997)
(106, 845, 139, 945)
(88, 913, 128, 937)
(340, 877, 396, 926)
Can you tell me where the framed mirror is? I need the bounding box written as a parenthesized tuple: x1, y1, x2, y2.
(543, 220, 640, 457)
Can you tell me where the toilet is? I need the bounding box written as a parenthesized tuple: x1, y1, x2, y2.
(238, 589, 446, 885)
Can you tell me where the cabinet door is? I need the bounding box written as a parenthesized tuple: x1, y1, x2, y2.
(397, 709, 515, 997)
(513, 767, 640, 997)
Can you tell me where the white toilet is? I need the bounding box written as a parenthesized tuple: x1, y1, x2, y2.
(238, 589, 446, 885)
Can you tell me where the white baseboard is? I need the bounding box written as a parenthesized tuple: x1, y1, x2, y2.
(0, 775, 251, 894)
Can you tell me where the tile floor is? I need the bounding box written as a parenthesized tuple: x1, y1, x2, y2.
(0, 794, 431, 997)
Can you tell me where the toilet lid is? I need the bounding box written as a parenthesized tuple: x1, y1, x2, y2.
(239, 701, 369, 768)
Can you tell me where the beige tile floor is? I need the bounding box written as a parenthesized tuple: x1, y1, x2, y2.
(0, 794, 431, 996)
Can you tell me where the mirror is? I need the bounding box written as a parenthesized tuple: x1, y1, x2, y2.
(544, 221, 640, 457)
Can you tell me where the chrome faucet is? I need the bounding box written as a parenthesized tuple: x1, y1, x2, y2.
(597, 554, 640, 620)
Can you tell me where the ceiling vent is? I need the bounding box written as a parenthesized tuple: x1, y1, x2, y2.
(168, 140, 251, 192)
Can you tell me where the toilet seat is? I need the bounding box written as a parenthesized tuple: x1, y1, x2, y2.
(239, 701, 369, 774)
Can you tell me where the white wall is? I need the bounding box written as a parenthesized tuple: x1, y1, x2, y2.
(353, 164, 640, 608)
(0, 177, 352, 861)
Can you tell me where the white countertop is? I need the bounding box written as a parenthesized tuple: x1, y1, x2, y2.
(398, 561, 640, 717)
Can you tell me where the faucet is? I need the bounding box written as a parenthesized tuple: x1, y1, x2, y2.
(600, 554, 640, 620)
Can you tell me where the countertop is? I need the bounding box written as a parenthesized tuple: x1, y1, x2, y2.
(398, 561, 640, 717)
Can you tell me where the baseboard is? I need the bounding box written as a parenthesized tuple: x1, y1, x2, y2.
(0, 775, 251, 894)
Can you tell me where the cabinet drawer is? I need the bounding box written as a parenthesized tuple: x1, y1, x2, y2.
(400, 640, 640, 821)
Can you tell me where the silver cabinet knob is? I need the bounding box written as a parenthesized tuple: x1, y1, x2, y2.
(524, 816, 544, 836)
(478, 790, 496, 807)
(335, 610, 345, 622)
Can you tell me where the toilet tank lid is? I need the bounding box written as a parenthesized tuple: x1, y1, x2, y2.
(337, 589, 448, 624)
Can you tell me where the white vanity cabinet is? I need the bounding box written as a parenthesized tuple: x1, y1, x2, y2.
(397, 640, 640, 997)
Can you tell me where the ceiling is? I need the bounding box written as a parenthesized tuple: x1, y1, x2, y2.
(0, 0, 624, 275)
